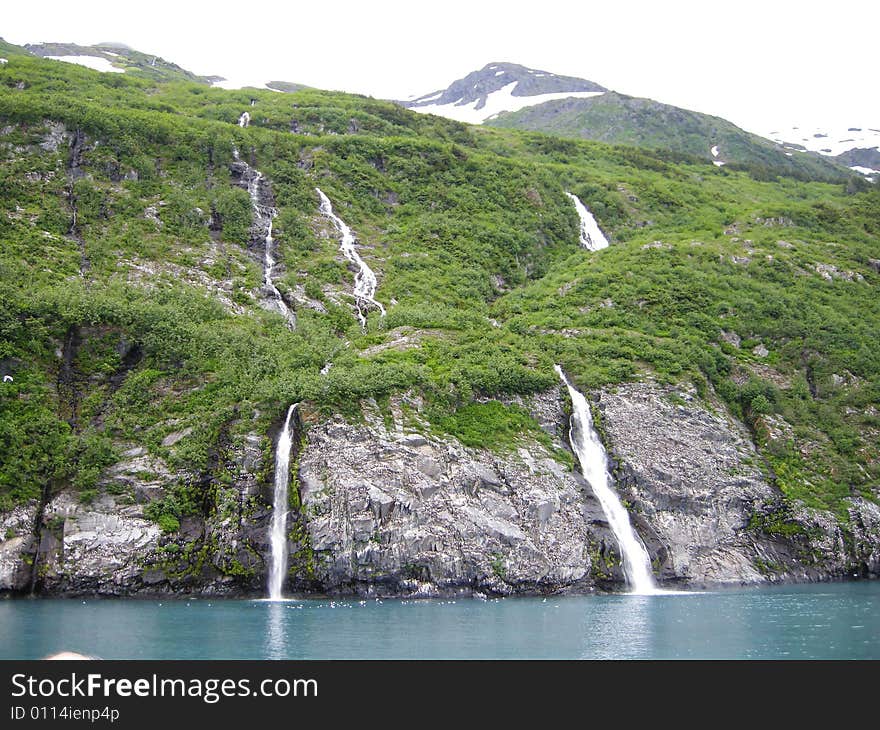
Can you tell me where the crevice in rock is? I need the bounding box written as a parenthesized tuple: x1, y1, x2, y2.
(65, 128, 90, 275)
(27, 479, 61, 595)
(802, 351, 819, 398)
(206, 143, 215, 190)
(57, 324, 81, 431)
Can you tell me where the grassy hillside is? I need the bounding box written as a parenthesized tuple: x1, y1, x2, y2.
(486, 91, 851, 182)
(0, 53, 878, 528)
(24, 42, 215, 85)
(0, 38, 31, 58)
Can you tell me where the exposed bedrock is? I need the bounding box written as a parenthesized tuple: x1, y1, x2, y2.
(2, 382, 877, 597)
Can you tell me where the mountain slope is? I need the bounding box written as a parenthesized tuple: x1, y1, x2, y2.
(403, 63, 853, 182)
(0, 38, 30, 58)
(836, 147, 880, 174)
(22, 42, 306, 92)
(25, 42, 215, 85)
(0, 51, 878, 595)
(487, 90, 851, 181)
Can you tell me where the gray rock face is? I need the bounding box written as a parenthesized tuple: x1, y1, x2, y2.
(848, 499, 880, 575)
(296, 396, 595, 596)
(3, 380, 877, 598)
(0, 503, 38, 591)
(754, 499, 880, 582)
(40, 121, 68, 152)
(596, 381, 788, 585)
(38, 492, 162, 594)
(595, 380, 880, 586)
(834, 147, 880, 170)
(6, 423, 273, 597)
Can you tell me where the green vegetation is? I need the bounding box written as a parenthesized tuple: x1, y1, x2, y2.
(0, 52, 877, 533)
(25, 42, 217, 85)
(489, 551, 507, 580)
(430, 400, 551, 454)
(487, 91, 850, 181)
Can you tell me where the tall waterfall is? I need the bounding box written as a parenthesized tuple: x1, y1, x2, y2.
(233, 147, 296, 328)
(555, 365, 658, 594)
(564, 192, 609, 251)
(315, 188, 386, 328)
(268, 403, 298, 600)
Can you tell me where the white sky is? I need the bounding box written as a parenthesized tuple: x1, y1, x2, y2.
(2, 0, 877, 134)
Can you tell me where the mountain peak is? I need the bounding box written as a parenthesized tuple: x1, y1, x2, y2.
(402, 62, 606, 125)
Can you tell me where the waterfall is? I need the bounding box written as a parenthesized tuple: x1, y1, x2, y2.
(564, 192, 609, 251)
(233, 148, 296, 328)
(268, 403, 298, 600)
(555, 365, 658, 594)
(238, 111, 250, 128)
(315, 188, 386, 328)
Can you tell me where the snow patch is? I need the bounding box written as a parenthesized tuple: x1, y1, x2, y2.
(711, 145, 719, 158)
(713, 160, 726, 167)
(0, 59, 7, 65)
(212, 77, 282, 92)
(760, 124, 880, 156)
(45, 55, 124, 73)
(412, 81, 605, 125)
(850, 165, 880, 176)
(494, 70, 505, 76)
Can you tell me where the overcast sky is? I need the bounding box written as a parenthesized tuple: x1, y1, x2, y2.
(3, 0, 877, 133)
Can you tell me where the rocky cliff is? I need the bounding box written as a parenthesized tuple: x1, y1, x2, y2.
(294, 391, 597, 596)
(5, 380, 876, 597)
(596, 380, 880, 586)
(0, 417, 277, 597)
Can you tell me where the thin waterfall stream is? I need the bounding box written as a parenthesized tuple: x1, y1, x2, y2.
(268, 403, 298, 600)
(564, 192, 609, 250)
(555, 365, 659, 594)
(232, 146, 296, 329)
(231, 137, 299, 598)
(315, 187, 385, 328)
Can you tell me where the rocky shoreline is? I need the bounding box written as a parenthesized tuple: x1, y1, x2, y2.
(2, 381, 878, 598)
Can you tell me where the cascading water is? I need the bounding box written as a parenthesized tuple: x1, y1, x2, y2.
(268, 403, 298, 600)
(233, 147, 296, 328)
(564, 192, 609, 251)
(315, 188, 386, 328)
(238, 111, 250, 128)
(555, 365, 658, 594)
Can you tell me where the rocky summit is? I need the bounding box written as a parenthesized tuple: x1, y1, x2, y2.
(403, 62, 606, 110)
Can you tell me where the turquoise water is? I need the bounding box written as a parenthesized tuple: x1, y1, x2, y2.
(1, 582, 878, 659)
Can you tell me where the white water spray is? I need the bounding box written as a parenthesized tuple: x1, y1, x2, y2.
(233, 147, 296, 328)
(564, 192, 609, 251)
(268, 403, 298, 600)
(315, 188, 385, 328)
(555, 365, 658, 594)
(238, 111, 250, 128)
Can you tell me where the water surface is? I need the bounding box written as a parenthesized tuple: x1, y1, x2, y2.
(1, 582, 877, 660)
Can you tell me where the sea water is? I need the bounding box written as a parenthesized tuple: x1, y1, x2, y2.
(1, 582, 877, 660)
